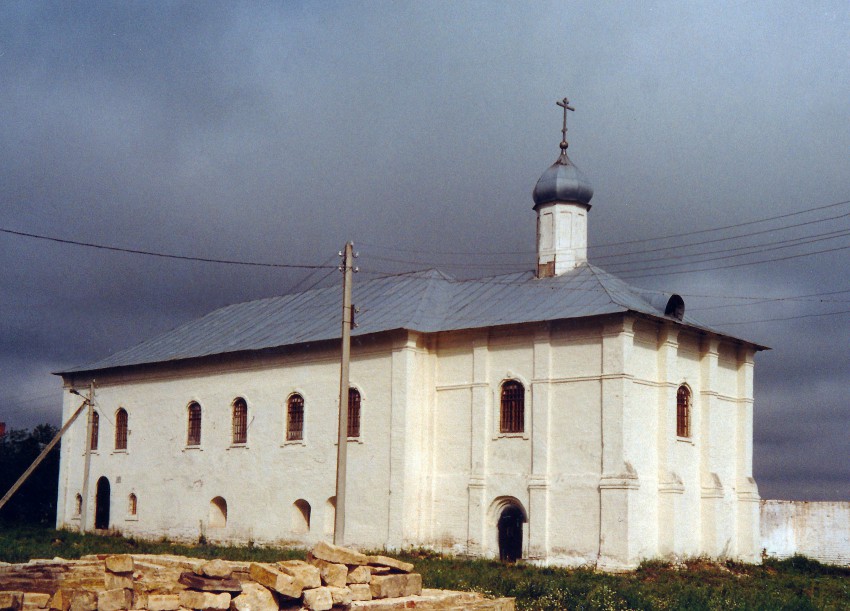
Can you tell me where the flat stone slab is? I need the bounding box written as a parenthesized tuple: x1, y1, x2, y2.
(366, 556, 413, 573)
(310, 542, 367, 566)
(350, 589, 515, 610)
(197, 560, 232, 580)
(177, 571, 242, 593)
(370, 574, 422, 599)
(103, 557, 134, 575)
(248, 564, 302, 599)
(275, 560, 320, 590)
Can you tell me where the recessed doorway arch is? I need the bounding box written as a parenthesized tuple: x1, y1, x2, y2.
(489, 496, 527, 562)
(94, 476, 110, 530)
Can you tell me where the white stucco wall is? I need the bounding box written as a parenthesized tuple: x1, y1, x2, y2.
(57, 313, 761, 570)
(57, 333, 407, 548)
(761, 500, 850, 566)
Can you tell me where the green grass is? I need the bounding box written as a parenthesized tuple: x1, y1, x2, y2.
(0, 523, 302, 564)
(1, 526, 849, 610)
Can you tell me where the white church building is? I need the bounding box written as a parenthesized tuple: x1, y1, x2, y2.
(55, 104, 765, 570)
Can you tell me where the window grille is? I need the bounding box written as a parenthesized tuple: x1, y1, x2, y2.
(115, 409, 128, 450)
(287, 394, 304, 441)
(90, 411, 99, 450)
(348, 388, 360, 438)
(232, 398, 247, 444)
(187, 402, 202, 446)
(677, 385, 691, 438)
(500, 380, 525, 433)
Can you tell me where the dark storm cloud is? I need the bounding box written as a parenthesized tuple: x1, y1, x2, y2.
(0, 1, 848, 501)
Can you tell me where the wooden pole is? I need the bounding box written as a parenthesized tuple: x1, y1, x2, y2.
(79, 382, 95, 532)
(0, 398, 88, 513)
(333, 242, 354, 545)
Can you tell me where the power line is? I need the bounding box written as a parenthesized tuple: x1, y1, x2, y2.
(604, 230, 850, 275)
(357, 198, 850, 257)
(711, 308, 850, 326)
(356, 209, 850, 271)
(590, 198, 850, 250)
(286, 253, 341, 293)
(0, 227, 336, 270)
(593, 211, 850, 264)
(619, 242, 850, 280)
(690, 288, 850, 311)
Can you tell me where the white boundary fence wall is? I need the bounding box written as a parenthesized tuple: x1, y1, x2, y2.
(760, 500, 850, 566)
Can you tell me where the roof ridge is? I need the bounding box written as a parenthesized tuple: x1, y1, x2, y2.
(585, 263, 623, 305)
(406, 271, 452, 327)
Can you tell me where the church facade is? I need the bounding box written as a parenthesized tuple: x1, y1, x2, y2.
(55, 108, 764, 570)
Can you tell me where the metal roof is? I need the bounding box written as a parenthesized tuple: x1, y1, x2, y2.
(58, 264, 763, 375)
(533, 150, 594, 208)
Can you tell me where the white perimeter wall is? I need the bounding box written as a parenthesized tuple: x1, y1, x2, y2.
(761, 500, 850, 566)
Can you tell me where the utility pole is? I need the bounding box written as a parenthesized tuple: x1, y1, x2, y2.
(79, 382, 95, 533)
(334, 241, 355, 545)
(0, 394, 89, 513)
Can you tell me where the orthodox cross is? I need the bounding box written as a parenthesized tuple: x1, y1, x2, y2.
(556, 97, 575, 151)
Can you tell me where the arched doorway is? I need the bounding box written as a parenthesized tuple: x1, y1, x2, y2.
(498, 505, 524, 562)
(95, 477, 110, 530)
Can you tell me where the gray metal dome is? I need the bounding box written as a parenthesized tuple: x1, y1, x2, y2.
(532, 150, 594, 209)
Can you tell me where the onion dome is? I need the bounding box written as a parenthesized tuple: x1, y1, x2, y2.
(532, 149, 594, 209)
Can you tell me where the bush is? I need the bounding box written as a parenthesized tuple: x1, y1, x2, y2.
(0, 424, 60, 525)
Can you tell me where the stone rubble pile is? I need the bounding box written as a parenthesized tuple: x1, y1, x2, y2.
(0, 542, 514, 611)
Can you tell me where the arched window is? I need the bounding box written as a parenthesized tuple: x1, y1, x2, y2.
(128, 493, 137, 516)
(291, 499, 311, 534)
(187, 402, 202, 446)
(232, 398, 247, 445)
(209, 496, 227, 528)
(90, 411, 99, 450)
(348, 388, 361, 438)
(677, 385, 691, 438)
(500, 380, 524, 433)
(115, 409, 128, 450)
(287, 394, 304, 441)
(74, 493, 82, 517)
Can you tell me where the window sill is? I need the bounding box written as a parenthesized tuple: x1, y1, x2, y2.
(493, 432, 529, 440)
(676, 436, 694, 445)
(227, 444, 249, 450)
(125, 515, 139, 522)
(112, 449, 128, 455)
(82, 450, 100, 456)
(334, 438, 364, 445)
(282, 440, 306, 447)
(183, 445, 203, 452)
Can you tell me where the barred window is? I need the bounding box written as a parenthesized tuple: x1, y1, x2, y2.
(287, 394, 304, 441)
(500, 380, 525, 433)
(187, 402, 202, 446)
(677, 385, 691, 438)
(115, 409, 128, 450)
(348, 388, 361, 438)
(232, 398, 248, 445)
(90, 411, 99, 450)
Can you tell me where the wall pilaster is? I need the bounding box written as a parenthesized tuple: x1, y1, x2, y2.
(735, 346, 760, 561)
(657, 324, 683, 558)
(699, 336, 723, 556)
(467, 333, 491, 554)
(598, 315, 641, 570)
(528, 324, 551, 560)
(387, 333, 420, 547)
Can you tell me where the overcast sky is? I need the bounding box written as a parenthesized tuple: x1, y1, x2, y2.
(1, 1, 847, 501)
